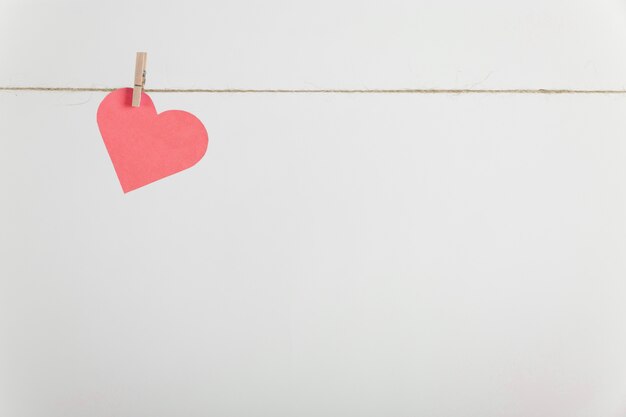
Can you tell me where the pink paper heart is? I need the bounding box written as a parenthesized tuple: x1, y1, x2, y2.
(97, 88, 208, 193)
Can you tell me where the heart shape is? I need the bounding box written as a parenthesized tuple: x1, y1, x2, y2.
(97, 88, 208, 193)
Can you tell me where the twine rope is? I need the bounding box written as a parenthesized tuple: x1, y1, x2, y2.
(1, 87, 626, 94)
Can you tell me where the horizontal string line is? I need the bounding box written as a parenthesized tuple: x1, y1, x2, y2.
(2, 87, 626, 94)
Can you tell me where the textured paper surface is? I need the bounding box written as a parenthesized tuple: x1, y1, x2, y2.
(97, 88, 208, 193)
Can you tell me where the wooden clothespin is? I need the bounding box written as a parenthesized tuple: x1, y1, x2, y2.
(132, 52, 147, 107)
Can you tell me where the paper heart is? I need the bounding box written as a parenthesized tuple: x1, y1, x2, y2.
(97, 88, 208, 193)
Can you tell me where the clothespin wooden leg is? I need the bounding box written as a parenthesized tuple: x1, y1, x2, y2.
(132, 52, 147, 107)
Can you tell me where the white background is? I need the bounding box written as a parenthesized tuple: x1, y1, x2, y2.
(2, 1, 626, 416)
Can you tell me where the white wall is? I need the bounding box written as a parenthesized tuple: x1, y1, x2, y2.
(1, 1, 626, 416)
